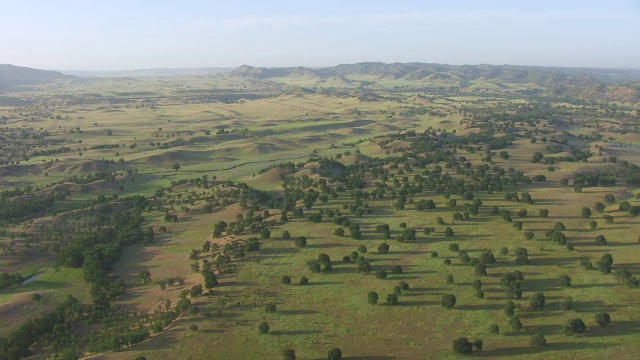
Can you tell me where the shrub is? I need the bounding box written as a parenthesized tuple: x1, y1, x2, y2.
(500, 247, 508, 255)
(378, 243, 390, 253)
(283, 348, 296, 360)
(559, 275, 571, 287)
(443, 259, 452, 265)
(448, 243, 459, 251)
(444, 227, 454, 237)
(595, 235, 607, 246)
(367, 291, 379, 304)
(357, 244, 368, 253)
(529, 292, 545, 309)
(431, 251, 438, 258)
(504, 301, 516, 317)
(474, 263, 487, 276)
(282, 230, 291, 239)
(294, 237, 307, 248)
(561, 296, 574, 310)
(333, 228, 344, 236)
(530, 331, 547, 348)
(258, 321, 270, 334)
(472, 279, 482, 290)
(514, 247, 529, 265)
(391, 265, 403, 274)
(398, 280, 410, 290)
(281, 275, 292, 285)
(393, 285, 402, 295)
(452, 337, 473, 354)
(30, 293, 42, 301)
(473, 339, 483, 350)
(480, 251, 496, 264)
(299, 276, 309, 285)
(563, 318, 586, 335)
(490, 324, 500, 334)
(441, 294, 457, 309)
(446, 274, 455, 284)
(327, 348, 342, 360)
(595, 312, 611, 327)
(510, 316, 523, 331)
(189, 325, 198, 331)
(598, 253, 613, 274)
(539, 209, 549, 217)
(375, 270, 388, 280)
(386, 293, 399, 305)
(265, 303, 277, 313)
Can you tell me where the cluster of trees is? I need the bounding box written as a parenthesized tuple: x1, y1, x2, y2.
(0, 272, 24, 290)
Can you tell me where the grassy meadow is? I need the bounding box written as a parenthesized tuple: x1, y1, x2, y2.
(0, 74, 639, 359)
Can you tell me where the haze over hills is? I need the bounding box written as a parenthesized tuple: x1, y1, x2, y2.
(228, 62, 640, 86)
(62, 67, 231, 78)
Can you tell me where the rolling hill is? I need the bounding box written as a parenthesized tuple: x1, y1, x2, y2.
(0, 64, 75, 92)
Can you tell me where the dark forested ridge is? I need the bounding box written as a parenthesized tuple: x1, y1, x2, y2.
(0, 64, 75, 91)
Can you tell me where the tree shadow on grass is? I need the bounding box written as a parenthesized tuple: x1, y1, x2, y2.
(456, 303, 504, 311)
(307, 242, 352, 249)
(574, 300, 623, 313)
(586, 320, 640, 337)
(399, 299, 437, 306)
(308, 281, 342, 286)
(278, 309, 320, 316)
(270, 329, 321, 336)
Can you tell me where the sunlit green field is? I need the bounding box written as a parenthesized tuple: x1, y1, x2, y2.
(1, 75, 639, 359)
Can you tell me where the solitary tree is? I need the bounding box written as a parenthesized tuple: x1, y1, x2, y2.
(504, 301, 516, 316)
(473, 339, 483, 351)
(138, 270, 152, 284)
(327, 348, 342, 360)
(529, 292, 546, 309)
(561, 296, 574, 310)
(258, 321, 270, 334)
(598, 253, 614, 274)
(368, 291, 379, 304)
(595, 235, 607, 246)
(452, 337, 473, 354)
(559, 275, 571, 287)
(530, 331, 547, 348)
(441, 294, 457, 309)
(510, 316, 523, 331)
(386, 293, 399, 305)
(283, 349, 296, 360)
(378, 243, 390, 253)
(563, 318, 587, 335)
(595, 312, 611, 327)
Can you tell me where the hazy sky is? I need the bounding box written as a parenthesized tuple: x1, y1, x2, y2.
(2, 0, 639, 70)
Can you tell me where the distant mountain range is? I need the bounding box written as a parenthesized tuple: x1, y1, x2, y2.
(227, 62, 640, 86)
(0, 64, 75, 91)
(3, 62, 640, 103)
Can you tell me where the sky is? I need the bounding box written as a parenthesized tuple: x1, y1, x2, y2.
(1, 0, 639, 70)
